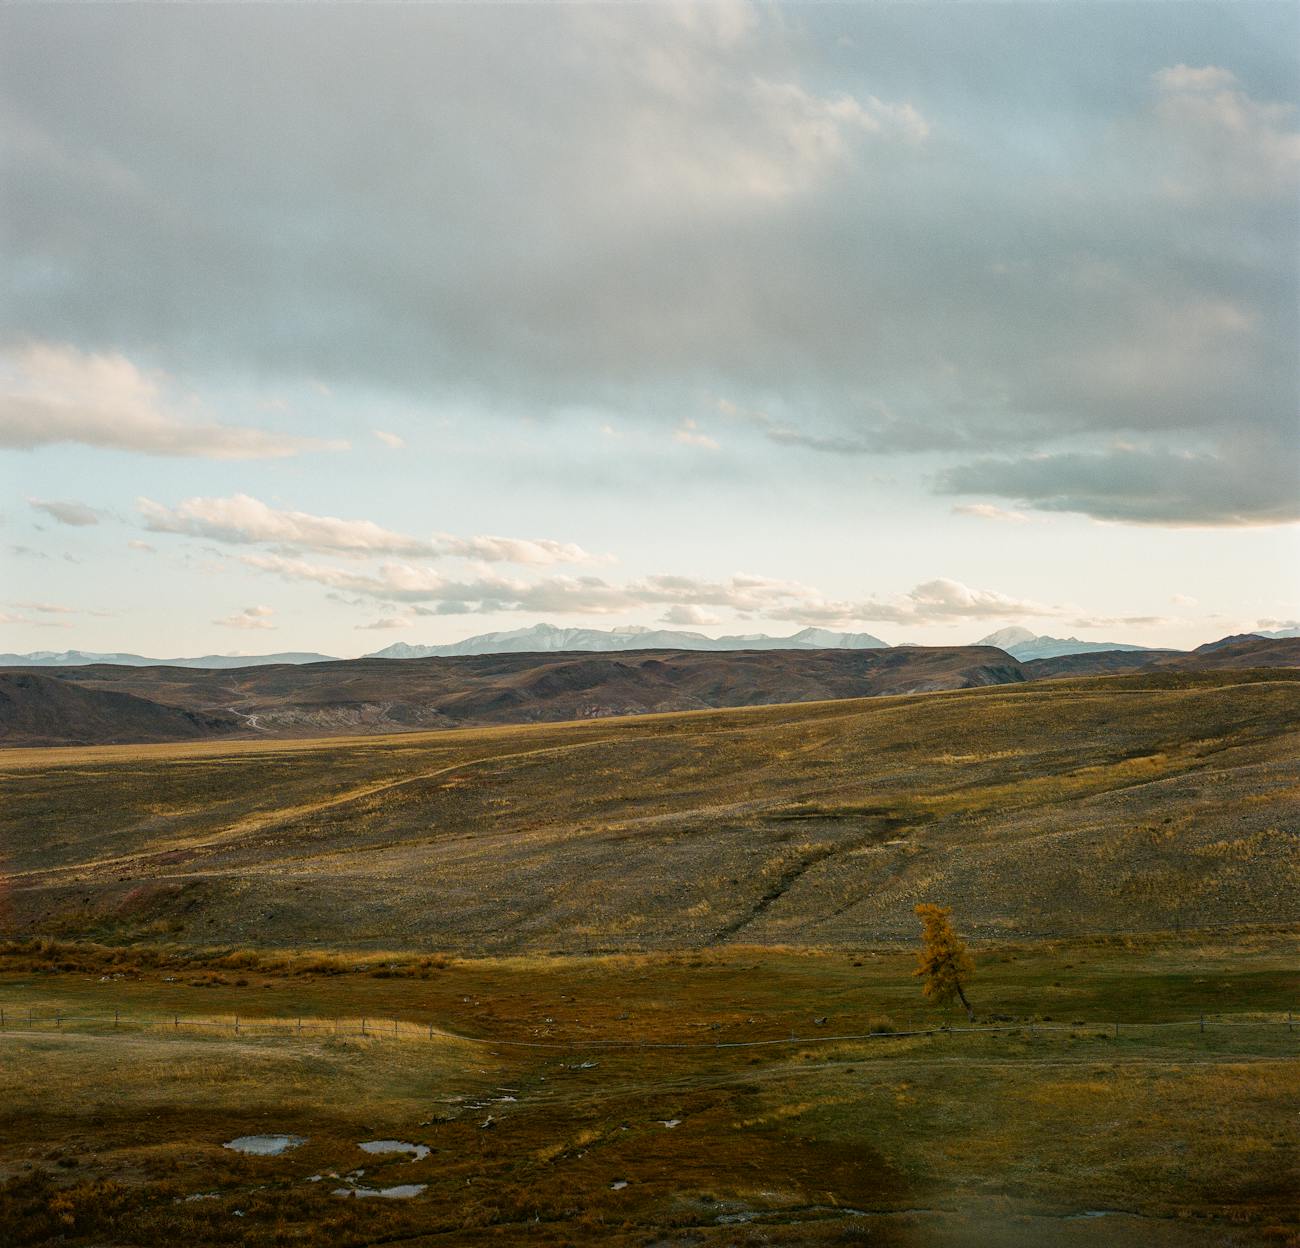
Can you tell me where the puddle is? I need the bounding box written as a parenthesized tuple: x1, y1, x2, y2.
(611, 1180, 629, 1190)
(359, 1139, 430, 1162)
(332, 1184, 426, 1199)
(223, 1135, 305, 1156)
(658, 1119, 681, 1128)
(1067, 1210, 1123, 1220)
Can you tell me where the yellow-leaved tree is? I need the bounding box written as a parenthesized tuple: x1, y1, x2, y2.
(913, 903, 975, 1022)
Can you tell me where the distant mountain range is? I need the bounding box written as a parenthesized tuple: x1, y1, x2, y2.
(3, 621, 1296, 670)
(973, 626, 1152, 662)
(366, 622, 890, 659)
(0, 650, 339, 668)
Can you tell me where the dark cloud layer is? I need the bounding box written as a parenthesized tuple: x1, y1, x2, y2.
(1, 2, 1296, 525)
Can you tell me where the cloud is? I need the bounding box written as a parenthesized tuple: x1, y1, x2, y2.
(356, 617, 411, 630)
(938, 442, 1300, 526)
(373, 430, 405, 449)
(0, 343, 345, 459)
(672, 419, 719, 450)
(2, 6, 1294, 530)
(242, 551, 1055, 628)
(9, 601, 76, 614)
(1068, 615, 1169, 630)
(138, 494, 597, 564)
(29, 497, 102, 526)
(951, 503, 1029, 523)
(214, 604, 276, 630)
(660, 604, 722, 626)
(1171, 594, 1198, 607)
(127, 539, 156, 552)
(1151, 64, 1300, 199)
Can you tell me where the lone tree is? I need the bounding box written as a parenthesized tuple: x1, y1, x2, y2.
(913, 903, 975, 1022)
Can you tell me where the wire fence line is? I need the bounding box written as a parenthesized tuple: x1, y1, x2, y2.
(0, 1006, 1296, 1051)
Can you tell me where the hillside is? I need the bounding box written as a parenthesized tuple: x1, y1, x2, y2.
(2, 671, 1295, 952)
(8, 645, 1025, 742)
(0, 672, 240, 747)
(1150, 636, 1300, 669)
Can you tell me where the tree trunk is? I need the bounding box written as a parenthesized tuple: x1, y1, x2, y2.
(955, 982, 974, 1023)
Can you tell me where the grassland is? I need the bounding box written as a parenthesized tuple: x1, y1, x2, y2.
(2, 672, 1297, 950)
(2, 672, 1297, 1245)
(1, 933, 1297, 1247)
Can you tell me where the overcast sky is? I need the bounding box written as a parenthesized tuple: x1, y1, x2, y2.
(2, 1, 1297, 656)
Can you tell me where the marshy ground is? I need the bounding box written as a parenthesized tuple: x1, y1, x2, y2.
(1, 934, 1296, 1246)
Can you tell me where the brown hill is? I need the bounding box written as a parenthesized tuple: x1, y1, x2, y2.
(0, 671, 240, 747)
(1021, 649, 1180, 679)
(1149, 636, 1300, 670)
(14, 645, 1026, 741)
(2, 671, 1296, 950)
(1024, 636, 1300, 680)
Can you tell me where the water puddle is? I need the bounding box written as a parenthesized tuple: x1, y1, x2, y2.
(223, 1135, 305, 1156)
(658, 1119, 681, 1128)
(332, 1184, 426, 1200)
(359, 1139, 430, 1162)
(611, 1180, 629, 1190)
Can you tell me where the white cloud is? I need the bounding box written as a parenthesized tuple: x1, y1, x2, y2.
(356, 617, 412, 630)
(28, 498, 103, 526)
(1153, 65, 1238, 93)
(672, 419, 720, 450)
(0, 343, 346, 459)
(241, 551, 1057, 628)
(1152, 63, 1300, 199)
(138, 494, 597, 565)
(761, 579, 1058, 628)
(214, 605, 277, 630)
(127, 539, 156, 552)
(951, 503, 1029, 523)
(1171, 594, 1198, 607)
(373, 430, 405, 449)
(660, 604, 722, 626)
(9, 601, 76, 614)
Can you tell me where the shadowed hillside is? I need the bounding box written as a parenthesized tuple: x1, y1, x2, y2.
(0, 672, 240, 747)
(4, 637, 1297, 747)
(3, 645, 1026, 742)
(3, 671, 1295, 952)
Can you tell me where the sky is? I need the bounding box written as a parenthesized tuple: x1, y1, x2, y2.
(1, 1, 1297, 658)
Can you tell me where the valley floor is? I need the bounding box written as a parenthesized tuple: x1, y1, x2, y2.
(1, 933, 1297, 1247)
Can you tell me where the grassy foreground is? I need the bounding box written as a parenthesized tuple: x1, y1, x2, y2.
(1, 932, 1297, 1247)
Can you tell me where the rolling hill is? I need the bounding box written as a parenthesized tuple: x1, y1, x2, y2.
(3, 645, 1023, 742)
(3, 635, 1298, 747)
(0, 672, 240, 747)
(1, 670, 1295, 952)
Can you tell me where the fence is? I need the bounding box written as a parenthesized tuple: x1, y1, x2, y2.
(0, 1005, 1296, 1050)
